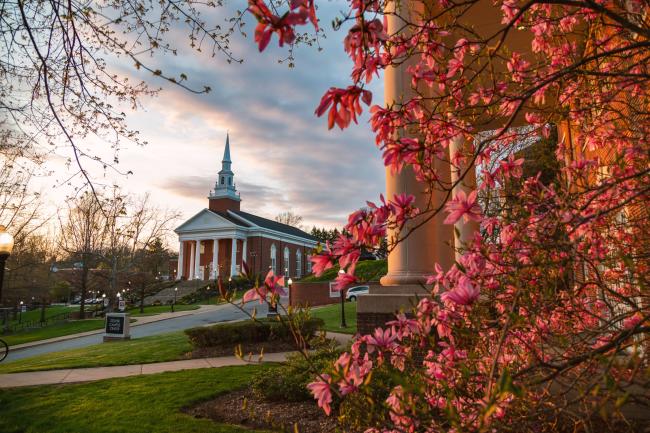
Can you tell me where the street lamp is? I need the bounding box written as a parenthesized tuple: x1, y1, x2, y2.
(287, 278, 293, 307)
(338, 269, 347, 328)
(228, 276, 232, 292)
(19, 300, 23, 324)
(172, 287, 178, 312)
(0, 225, 15, 306)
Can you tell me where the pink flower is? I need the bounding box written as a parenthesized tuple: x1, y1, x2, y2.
(307, 374, 332, 415)
(443, 190, 482, 225)
(441, 276, 480, 305)
(310, 249, 333, 276)
(334, 270, 357, 292)
(366, 327, 398, 353)
(242, 270, 286, 304)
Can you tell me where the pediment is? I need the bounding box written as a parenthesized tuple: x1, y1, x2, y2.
(175, 209, 237, 233)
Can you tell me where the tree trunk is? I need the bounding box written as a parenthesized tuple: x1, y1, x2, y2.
(79, 254, 88, 320)
(139, 281, 145, 313)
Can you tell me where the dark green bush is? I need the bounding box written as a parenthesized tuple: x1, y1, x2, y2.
(185, 317, 324, 348)
(337, 367, 395, 432)
(251, 348, 341, 402)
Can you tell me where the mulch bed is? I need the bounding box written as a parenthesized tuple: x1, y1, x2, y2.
(185, 388, 337, 433)
(189, 340, 298, 359)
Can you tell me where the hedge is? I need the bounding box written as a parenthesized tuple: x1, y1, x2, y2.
(185, 317, 324, 349)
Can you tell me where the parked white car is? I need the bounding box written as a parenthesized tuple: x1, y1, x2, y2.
(345, 285, 369, 302)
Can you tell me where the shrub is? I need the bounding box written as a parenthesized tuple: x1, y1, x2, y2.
(251, 347, 341, 402)
(185, 317, 324, 349)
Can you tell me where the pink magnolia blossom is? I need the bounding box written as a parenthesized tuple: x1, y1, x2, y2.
(441, 276, 480, 306)
(307, 374, 332, 415)
(443, 190, 482, 225)
(242, 270, 286, 304)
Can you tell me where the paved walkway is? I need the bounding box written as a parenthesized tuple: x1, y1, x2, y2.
(0, 332, 353, 389)
(8, 304, 223, 351)
(0, 351, 291, 388)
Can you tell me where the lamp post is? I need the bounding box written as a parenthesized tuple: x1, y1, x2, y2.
(19, 300, 23, 324)
(228, 276, 232, 292)
(287, 278, 293, 308)
(338, 269, 347, 328)
(172, 287, 177, 312)
(0, 225, 15, 307)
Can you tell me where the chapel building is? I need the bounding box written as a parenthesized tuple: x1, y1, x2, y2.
(174, 135, 318, 281)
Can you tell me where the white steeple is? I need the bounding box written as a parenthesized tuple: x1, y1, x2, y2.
(209, 133, 240, 202)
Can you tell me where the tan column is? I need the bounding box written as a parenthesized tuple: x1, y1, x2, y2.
(230, 238, 237, 277)
(212, 239, 219, 279)
(194, 240, 201, 280)
(188, 242, 195, 280)
(449, 135, 479, 260)
(177, 241, 184, 280)
(242, 239, 247, 268)
(380, 0, 455, 287)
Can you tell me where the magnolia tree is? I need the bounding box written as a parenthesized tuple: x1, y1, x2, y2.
(241, 0, 649, 431)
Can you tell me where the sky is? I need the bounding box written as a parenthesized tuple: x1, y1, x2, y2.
(32, 1, 386, 235)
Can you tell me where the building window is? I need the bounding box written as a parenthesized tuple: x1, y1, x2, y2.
(221, 176, 224, 185)
(270, 244, 277, 274)
(306, 255, 312, 274)
(283, 247, 290, 275)
(296, 250, 302, 278)
(228, 178, 232, 185)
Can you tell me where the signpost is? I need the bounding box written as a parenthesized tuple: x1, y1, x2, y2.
(118, 299, 125, 312)
(103, 312, 130, 341)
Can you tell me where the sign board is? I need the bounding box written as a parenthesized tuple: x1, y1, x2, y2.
(103, 297, 109, 307)
(104, 313, 130, 341)
(21, 305, 27, 313)
(118, 299, 126, 312)
(106, 315, 125, 334)
(329, 282, 342, 298)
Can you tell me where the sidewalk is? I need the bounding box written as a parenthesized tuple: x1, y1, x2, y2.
(0, 351, 291, 388)
(8, 304, 222, 352)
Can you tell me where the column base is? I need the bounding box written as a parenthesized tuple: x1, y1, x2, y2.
(356, 285, 431, 335)
(379, 271, 430, 286)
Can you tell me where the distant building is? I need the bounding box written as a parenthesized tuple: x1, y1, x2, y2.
(174, 135, 318, 280)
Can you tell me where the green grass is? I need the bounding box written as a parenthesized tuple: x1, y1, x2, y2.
(0, 332, 191, 374)
(6, 305, 82, 327)
(3, 319, 105, 347)
(310, 302, 357, 335)
(0, 365, 274, 433)
(301, 259, 387, 283)
(127, 304, 199, 317)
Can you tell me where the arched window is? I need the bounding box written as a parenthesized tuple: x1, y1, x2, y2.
(283, 246, 290, 275)
(296, 250, 302, 278)
(306, 255, 312, 274)
(270, 244, 277, 274)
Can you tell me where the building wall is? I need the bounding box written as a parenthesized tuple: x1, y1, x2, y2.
(245, 236, 312, 278)
(208, 198, 240, 212)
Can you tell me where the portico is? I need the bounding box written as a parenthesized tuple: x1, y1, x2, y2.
(177, 235, 247, 281)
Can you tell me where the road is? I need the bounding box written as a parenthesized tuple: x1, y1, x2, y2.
(5, 299, 278, 362)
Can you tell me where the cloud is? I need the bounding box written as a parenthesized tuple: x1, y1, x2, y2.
(40, 1, 387, 231)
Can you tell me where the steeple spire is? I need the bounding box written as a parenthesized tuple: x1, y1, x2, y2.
(222, 132, 231, 163)
(209, 133, 240, 203)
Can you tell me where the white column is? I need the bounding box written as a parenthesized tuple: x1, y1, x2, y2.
(189, 242, 195, 280)
(194, 240, 201, 280)
(212, 239, 219, 279)
(230, 238, 237, 277)
(177, 241, 184, 280)
(242, 239, 247, 268)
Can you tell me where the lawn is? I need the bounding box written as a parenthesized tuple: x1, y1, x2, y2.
(127, 304, 199, 316)
(310, 302, 357, 335)
(301, 259, 387, 283)
(0, 366, 274, 433)
(2, 319, 105, 347)
(0, 332, 191, 374)
(4, 304, 85, 327)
